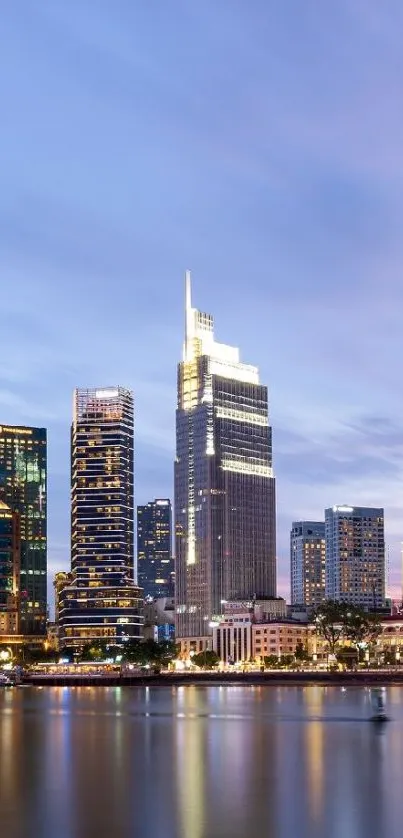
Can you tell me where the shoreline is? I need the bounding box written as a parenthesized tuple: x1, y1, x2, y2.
(23, 670, 403, 687)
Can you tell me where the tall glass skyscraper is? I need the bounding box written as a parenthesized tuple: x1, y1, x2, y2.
(137, 499, 173, 599)
(58, 388, 143, 646)
(0, 501, 20, 635)
(175, 272, 276, 638)
(0, 425, 47, 635)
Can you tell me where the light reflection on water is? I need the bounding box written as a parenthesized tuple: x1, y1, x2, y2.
(0, 685, 403, 838)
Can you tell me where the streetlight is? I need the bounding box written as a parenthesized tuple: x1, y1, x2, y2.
(0, 649, 11, 663)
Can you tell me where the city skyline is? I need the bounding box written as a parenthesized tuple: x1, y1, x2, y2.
(2, 3, 403, 603)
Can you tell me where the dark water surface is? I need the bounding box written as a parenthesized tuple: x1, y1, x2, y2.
(1, 684, 403, 838)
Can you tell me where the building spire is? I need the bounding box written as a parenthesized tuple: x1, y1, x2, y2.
(185, 268, 192, 314)
(185, 269, 194, 359)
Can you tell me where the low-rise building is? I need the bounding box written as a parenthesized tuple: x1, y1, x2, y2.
(178, 636, 212, 659)
(253, 621, 308, 660)
(213, 613, 253, 665)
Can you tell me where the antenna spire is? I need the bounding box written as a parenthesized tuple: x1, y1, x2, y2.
(185, 269, 192, 314)
(185, 269, 194, 359)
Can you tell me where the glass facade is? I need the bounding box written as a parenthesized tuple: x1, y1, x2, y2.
(290, 521, 326, 609)
(137, 499, 173, 599)
(325, 505, 385, 610)
(59, 388, 143, 646)
(0, 425, 47, 635)
(175, 272, 276, 638)
(0, 502, 20, 635)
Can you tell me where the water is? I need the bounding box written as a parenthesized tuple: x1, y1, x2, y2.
(1, 685, 403, 838)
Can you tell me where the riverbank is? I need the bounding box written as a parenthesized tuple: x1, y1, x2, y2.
(23, 670, 403, 687)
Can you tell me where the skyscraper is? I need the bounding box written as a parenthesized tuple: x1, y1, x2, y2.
(58, 387, 143, 646)
(325, 505, 385, 610)
(0, 425, 47, 634)
(137, 499, 173, 599)
(175, 272, 276, 638)
(290, 521, 325, 609)
(0, 501, 20, 636)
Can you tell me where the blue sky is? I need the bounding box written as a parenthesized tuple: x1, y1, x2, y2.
(2, 1, 403, 603)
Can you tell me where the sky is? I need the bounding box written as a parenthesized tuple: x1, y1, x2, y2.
(2, 1, 403, 605)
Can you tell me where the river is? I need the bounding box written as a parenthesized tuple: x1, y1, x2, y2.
(1, 684, 402, 838)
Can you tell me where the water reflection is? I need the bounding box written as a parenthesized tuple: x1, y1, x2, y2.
(0, 686, 403, 838)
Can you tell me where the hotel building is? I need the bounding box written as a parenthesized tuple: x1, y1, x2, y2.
(325, 505, 385, 610)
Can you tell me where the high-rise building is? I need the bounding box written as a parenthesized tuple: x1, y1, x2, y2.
(58, 387, 143, 646)
(137, 499, 173, 599)
(0, 425, 47, 634)
(290, 521, 326, 609)
(0, 501, 20, 635)
(325, 505, 385, 610)
(53, 571, 72, 627)
(175, 272, 276, 638)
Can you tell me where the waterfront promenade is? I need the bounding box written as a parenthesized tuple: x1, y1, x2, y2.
(24, 669, 403, 687)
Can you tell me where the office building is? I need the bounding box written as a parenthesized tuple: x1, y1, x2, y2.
(0, 501, 20, 635)
(137, 499, 173, 599)
(325, 505, 385, 610)
(175, 272, 276, 638)
(290, 521, 326, 609)
(0, 424, 47, 634)
(58, 387, 143, 646)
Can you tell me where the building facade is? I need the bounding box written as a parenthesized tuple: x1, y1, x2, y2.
(175, 272, 276, 638)
(0, 501, 20, 635)
(325, 505, 385, 610)
(290, 521, 326, 609)
(53, 571, 72, 627)
(137, 499, 173, 598)
(144, 596, 175, 642)
(58, 387, 143, 646)
(0, 424, 47, 634)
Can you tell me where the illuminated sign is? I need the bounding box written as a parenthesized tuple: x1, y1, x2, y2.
(332, 505, 354, 513)
(0, 426, 33, 436)
(95, 389, 119, 400)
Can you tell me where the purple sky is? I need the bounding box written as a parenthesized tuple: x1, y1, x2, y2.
(1, 1, 403, 604)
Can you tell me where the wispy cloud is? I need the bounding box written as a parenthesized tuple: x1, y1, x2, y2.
(2, 0, 403, 603)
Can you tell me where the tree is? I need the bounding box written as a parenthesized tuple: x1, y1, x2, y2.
(343, 608, 381, 660)
(263, 655, 280, 669)
(315, 601, 382, 663)
(279, 655, 294, 668)
(121, 639, 178, 668)
(191, 650, 219, 669)
(314, 600, 348, 655)
(295, 641, 310, 662)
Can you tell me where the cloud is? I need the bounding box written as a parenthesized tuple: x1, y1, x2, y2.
(2, 0, 403, 607)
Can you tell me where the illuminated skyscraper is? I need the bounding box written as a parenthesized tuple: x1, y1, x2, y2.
(0, 425, 47, 635)
(175, 272, 276, 638)
(58, 387, 143, 646)
(0, 501, 20, 636)
(325, 505, 385, 610)
(290, 521, 325, 609)
(137, 499, 173, 599)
